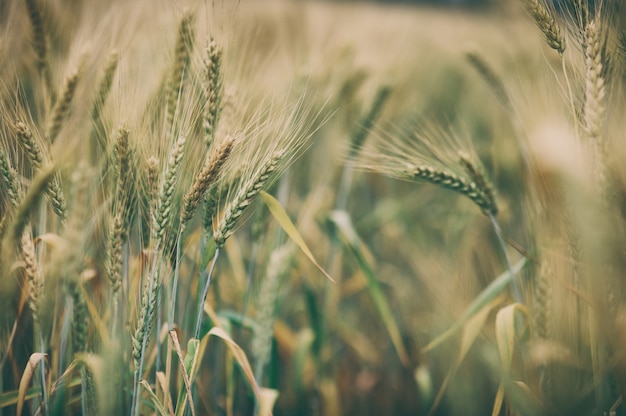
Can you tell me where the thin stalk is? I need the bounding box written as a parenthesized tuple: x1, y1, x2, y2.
(169, 230, 183, 329)
(131, 251, 162, 416)
(489, 213, 522, 303)
(36, 325, 49, 416)
(194, 247, 220, 338)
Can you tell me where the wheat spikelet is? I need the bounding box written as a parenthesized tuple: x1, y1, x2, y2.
(252, 244, 292, 382)
(146, 155, 159, 209)
(14, 121, 67, 220)
(357, 123, 498, 216)
(24, 0, 47, 74)
(47, 69, 80, 143)
(582, 18, 608, 193)
(0, 168, 54, 300)
(458, 151, 498, 216)
(465, 51, 512, 111)
(106, 212, 124, 293)
(0, 148, 23, 207)
(112, 126, 131, 211)
(180, 135, 234, 228)
(213, 149, 284, 247)
(70, 279, 88, 355)
(83, 365, 99, 416)
(203, 38, 224, 147)
(2, 166, 55, 260)
(166, 11, 196, 133)
(404, 164, 497, 216)
(21, 228, 43, 324)
(90, 51, 120, 161)
(92, 50, 119, 122)
(14, 121, 44, 168)
(153, 135, 186, 250)
(533, 258, 552, 340)
(524, 0, 566, 54)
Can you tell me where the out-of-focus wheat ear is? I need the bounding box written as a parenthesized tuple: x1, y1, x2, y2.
(146, 155, 160, 238)
(583, 18, 609, 194)
(21, 228, 43, 325)
(252, 244, 293, 383)
(90, 51, 119, 162)
(91, 51, 119, 123)
(458, 152, 498, 216)
(83, 365, 99, 416)
(69, 278, 88, 355)
(533, 258, 554, 402)
(214, 149, 285, 247)
(153, 135, 186, 250)
(465, 52, 513, 112)
(2, 166, 55, 257)
(203, 38, 223, 148)
(14, 121, 67, 220)
(0, 148, 23, 207)
(180, 135, 234, 228)
(524, 0, 566, 54)
(349, 83, 392, 158)
(14, 120, 44, 168)
(47, 69, 80, 144)
(106, 212, 124, 294)
(113, 126, 130, 210)
(166, 11, 196, 133)
(24, 0, 48, 76)
(533, 258, 552, 340)
(132, 271, 159, 368)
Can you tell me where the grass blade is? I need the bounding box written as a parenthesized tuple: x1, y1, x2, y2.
(17, 353, 47, 416)
(140, 379, 170, 416)
(260, 191, 334, 283)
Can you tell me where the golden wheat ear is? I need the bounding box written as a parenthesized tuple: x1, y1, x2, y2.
(203, 38, 224, 148)
(524, 0, 566, 54)
(166, 11, 196, 134)
(180, 135, 234, 228)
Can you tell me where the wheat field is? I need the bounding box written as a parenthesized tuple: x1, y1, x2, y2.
(1, 0, 626, 415)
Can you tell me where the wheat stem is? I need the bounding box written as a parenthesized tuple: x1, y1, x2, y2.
(194, 247, 220, 338)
